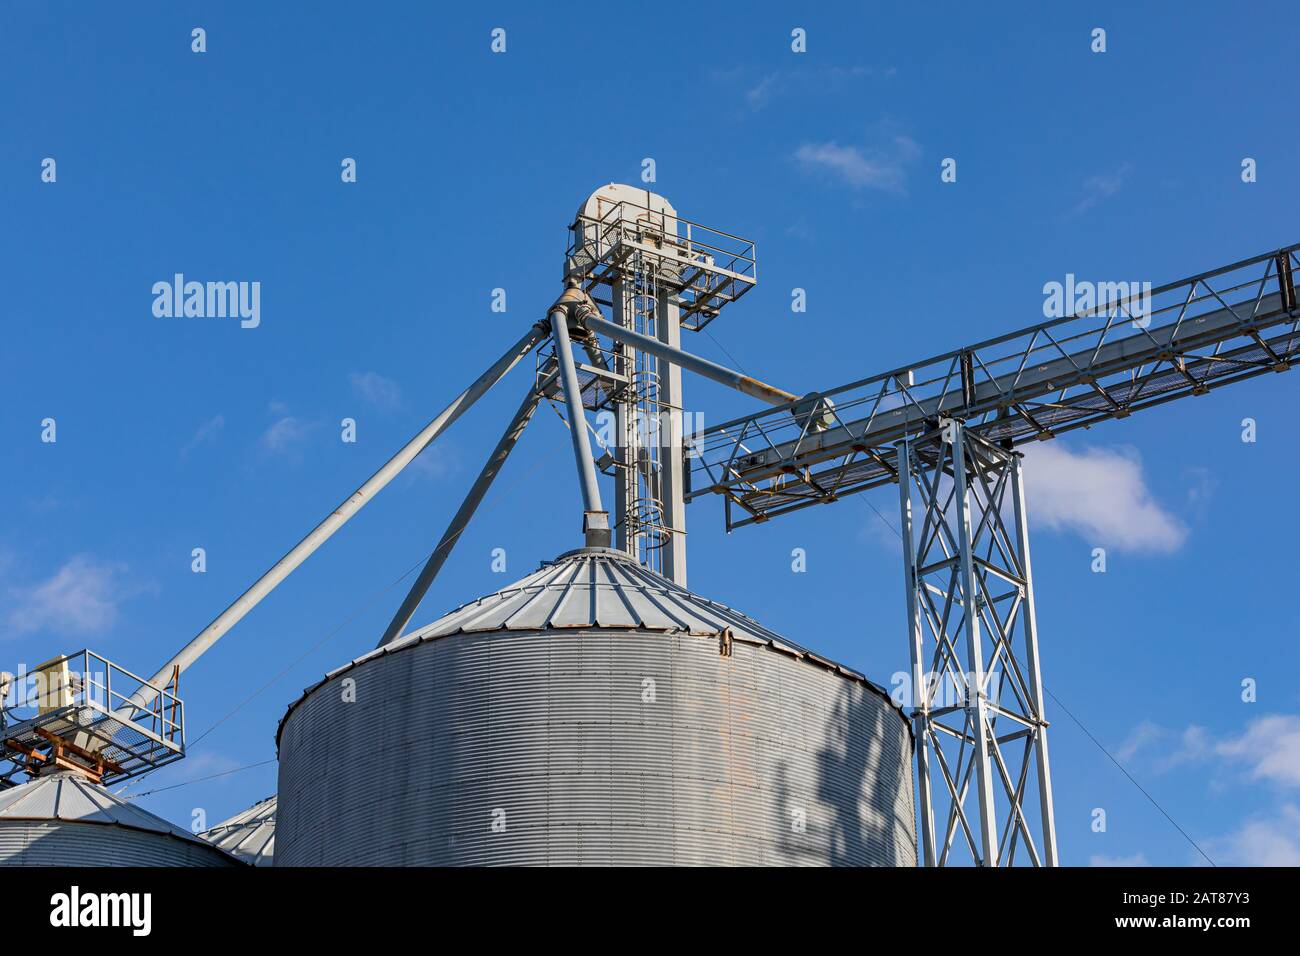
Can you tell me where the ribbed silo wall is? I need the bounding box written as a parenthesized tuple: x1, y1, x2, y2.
(0, 822, 239, 866)
(277, 629, 916, 866)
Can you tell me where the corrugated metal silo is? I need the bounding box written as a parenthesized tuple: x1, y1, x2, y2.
(0, 771, 241, 867)
(277, 548, 915, 866)
(200, 794, 276, 866)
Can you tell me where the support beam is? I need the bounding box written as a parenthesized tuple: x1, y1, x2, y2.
(376, 372, 552, 648)
(898, 421, 1057, 866)
(140, 323, 549, 694)
(1010, 452, 1060, 866)
(550, 308, 611, 548)
(898, 438, 937, 867)
(583, 313, 797, 407)
(656, 285, 688, 587)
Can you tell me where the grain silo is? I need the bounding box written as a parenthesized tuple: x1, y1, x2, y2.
(276, 547, 915, 866)
(0, 771, 240, 867)
(200, 794, 276, 866)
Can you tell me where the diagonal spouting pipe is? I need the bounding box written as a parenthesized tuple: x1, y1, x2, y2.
(548, 285, 611, 548)
(119, 322, 549, 717)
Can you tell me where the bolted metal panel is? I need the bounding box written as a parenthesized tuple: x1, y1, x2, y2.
(277, 625, 915, 867)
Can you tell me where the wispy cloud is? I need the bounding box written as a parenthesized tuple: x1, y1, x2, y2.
(1212, 714, 1300, 789)
(1070, 162, 1133, 216)
(1118, 713, 1300, 788)
(260, 412, 313, 455)
(181, 413, 225, 458)
(745, 73, 781, 110)
(794, 132, 921, 195)
(350, 371, 402, 410)
(1116, 715, 1300, 866)
(719, 64, 893, 112)
(1203, 804, 1300, 866)
(2, 554, 134, 638)
(1021, 441, 1186, 553)
(1117, 719, 1168, 762)
(405, 444, 460, 483)
(261, 417, 310, 452)
(1184, 465, 1217, 520)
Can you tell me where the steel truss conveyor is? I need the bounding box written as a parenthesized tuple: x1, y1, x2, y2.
(688, 244, 1300, 530)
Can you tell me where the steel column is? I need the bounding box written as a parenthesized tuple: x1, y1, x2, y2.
(1010, 452, 1060, 866)
(898, 439, 937, 866)
(897, 420, 1057, 866)
(951, 424, 1000, 865)
(656, 287, 688, 586)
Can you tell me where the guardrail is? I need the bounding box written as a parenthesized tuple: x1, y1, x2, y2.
(0, 649, 185, 784)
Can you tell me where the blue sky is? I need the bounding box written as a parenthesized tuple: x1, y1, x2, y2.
(2, 2, 1298, 865)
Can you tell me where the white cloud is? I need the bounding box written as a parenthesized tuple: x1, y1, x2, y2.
(794, 133, 921, 194)
(1116, 719, 1168, 762)
(745, 73, 780, 110)
(1071, 162, 1133, 216)
(181, 413, 225, 458)
(1021, 441, 1186, 553)
(260, 416, 312, 454)
(739, 65, 883, 112)
(3, 555, 130, 637)
(1117, 715, 1300, 867)
(1212, 714, 1300, 789)
(1203, 805, 1300, 867)
(405, 443, 460, 483)
(1118, 714, 1300, 788)
(1089, 852, 1149, 867)
(350, 371, 402, 410)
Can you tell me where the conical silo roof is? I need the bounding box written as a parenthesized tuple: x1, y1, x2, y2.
(280, 547, 898, 737)
(391, 546, 822, 649)
(200, 794, 276, 866)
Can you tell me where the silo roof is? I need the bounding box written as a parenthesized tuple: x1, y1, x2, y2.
(279, 547, 906, 742)
(200, 794, 276, 866)
(401, 547, 834, 650)
(0, 771, 232, 855)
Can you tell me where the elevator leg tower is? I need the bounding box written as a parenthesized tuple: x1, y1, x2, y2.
(565, 184, 758, 585)
(897, 420, 1058, 867)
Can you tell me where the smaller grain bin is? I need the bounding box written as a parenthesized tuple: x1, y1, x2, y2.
(200, 794, 276, 866)
(0, 771, 241, 867)
(277, 547, 916, 866)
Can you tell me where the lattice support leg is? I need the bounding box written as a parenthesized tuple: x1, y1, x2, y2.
(897, 420, 1059, 867)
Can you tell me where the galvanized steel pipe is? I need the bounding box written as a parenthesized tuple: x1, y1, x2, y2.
(139, 323, 549, 695)
(549, 307, 609, 543)
(583, 313, 796, 407)
(377, 373, 550, 648)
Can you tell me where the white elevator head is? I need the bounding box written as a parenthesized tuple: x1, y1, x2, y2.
(576, 183, 677, 229)
(568, 184, 681, 281)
